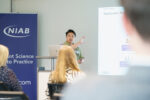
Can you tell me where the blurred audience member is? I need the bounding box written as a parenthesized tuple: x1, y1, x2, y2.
(0, 44, 22, 91)
(49, 45, 85, 83)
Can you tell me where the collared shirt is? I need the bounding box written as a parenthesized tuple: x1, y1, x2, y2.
(63, 41, 84, 60)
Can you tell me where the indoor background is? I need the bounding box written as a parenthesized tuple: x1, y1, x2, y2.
(0, 0, 120, 73)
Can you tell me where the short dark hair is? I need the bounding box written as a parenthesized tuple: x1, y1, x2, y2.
(66, 29, 76, 37)
(121, 0, 150, 41)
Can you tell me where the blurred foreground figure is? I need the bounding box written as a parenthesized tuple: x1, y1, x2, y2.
(0, 44, 22, 91)
(48, 45, 85, 99)
(62, 0, 150, 100)
(49, 45, 85, 83)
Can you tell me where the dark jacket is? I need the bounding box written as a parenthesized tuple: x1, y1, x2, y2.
(0, 66, 22, 91)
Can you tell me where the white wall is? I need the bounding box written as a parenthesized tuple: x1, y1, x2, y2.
(0, 0, 11, 13)
(11, 0, 120, 72)
(38, 71, 50, 100)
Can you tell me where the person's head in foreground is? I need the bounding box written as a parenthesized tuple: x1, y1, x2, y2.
(0, 44, 9, 67)
(121, 0, 150, 56)
(0, 44, 22, 91)
(50, 45, 81, 83)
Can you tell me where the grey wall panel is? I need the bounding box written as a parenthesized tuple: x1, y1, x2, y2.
(0, 0, 11, 13)
(13, 0, 120, 73)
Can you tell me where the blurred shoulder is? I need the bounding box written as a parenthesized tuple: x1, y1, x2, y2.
(0, 66, 12, 73)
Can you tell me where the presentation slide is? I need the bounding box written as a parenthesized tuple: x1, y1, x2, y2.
(98, 7, 135, 75)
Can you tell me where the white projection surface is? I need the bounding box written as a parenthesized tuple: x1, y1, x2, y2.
(98, 7, 135, 75)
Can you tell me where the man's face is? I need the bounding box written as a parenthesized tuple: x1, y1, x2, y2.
(66, 32, 75, 43)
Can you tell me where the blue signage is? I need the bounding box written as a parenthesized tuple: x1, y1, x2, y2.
(0, 13, 37, 100)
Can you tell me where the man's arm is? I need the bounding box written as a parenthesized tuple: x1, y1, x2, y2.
(71, 36, 85, 49)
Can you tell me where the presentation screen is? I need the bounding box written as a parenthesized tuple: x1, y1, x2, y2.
(98, 7, 135, 75)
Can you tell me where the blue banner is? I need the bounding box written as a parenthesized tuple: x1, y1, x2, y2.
(0, 13, 37, 100)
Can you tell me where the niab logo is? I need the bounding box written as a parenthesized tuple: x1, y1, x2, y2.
(3, 25, 30, 38)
